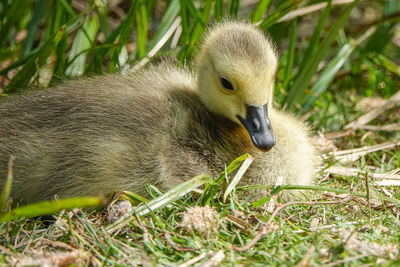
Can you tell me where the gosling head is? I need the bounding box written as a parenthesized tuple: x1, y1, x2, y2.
(196, 22, 278, 151)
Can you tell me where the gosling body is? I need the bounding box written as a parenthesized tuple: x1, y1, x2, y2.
(0, 22, 317, 204)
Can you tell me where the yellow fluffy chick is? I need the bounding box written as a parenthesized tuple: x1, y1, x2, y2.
(0, 22, 318, 204)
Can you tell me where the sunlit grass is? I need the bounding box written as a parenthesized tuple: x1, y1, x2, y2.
(1, 0, 400, 265)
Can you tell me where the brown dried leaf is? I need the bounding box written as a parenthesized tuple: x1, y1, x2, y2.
(11, 250, 86, 267)
(339, 229, 398, 260)
(356, 97, 386, 112)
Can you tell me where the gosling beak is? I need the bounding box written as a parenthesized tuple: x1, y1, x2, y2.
(237, 104, 275, 152)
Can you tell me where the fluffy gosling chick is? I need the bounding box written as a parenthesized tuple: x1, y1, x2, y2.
(0, 22, 318, 204)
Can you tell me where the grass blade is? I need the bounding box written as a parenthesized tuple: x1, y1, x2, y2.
(302, 27, 377, 111)
(223, 155, 253, 202)
(135, 174, 214, 216)
(302, 43, 354, 111)
(122, 191, 149, 205)
(179, 0, 193, 39)
(201, 154, 250, 206)
(228, 0, 240, 17)
(296, 0, 332, 77)
(0, 0, 34, 47)
(0, 157, 14, 212)
(147, 0, 180, 52)
(135, 1, 148, 60)
(66, 15, 99, 77)
(238, 184, 400, 205)
(3, 7, 87, 91)
(22, 0, 46, 56)
(283, 19, 297, 89)
(106, 173, 215, 232)
(259, 0, 301, 30)
(286, 0, 358, 110)
(108, 2, 137, 72)
(4, 30, 64, 92)
(251, 0, 271, 23)
(370, 53, 400, 77)
(0, 196, 103, 222)
(58, 0, 78, 18)
(179, 0, 212, 61)
(214, 0, 223, 21)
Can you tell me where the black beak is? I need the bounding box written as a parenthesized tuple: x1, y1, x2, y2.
(237, 104, 275, 152)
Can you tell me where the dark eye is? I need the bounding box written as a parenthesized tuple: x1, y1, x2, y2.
(220, 77, 234, 91)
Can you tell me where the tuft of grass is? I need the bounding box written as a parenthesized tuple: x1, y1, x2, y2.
(1, 0, 400, 266)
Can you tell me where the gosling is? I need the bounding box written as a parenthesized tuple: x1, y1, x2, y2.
(0, 22, 318, 204)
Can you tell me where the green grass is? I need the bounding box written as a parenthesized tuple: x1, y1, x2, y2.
(1, 0, 400, 265)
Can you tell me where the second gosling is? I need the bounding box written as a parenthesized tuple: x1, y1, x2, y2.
(0, 22, 318, 204)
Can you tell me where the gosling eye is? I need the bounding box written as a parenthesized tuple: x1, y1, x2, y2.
(220, 77, 234, 91)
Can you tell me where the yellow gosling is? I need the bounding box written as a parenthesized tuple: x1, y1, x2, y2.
(0, 21, 318, 204)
